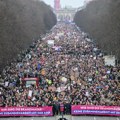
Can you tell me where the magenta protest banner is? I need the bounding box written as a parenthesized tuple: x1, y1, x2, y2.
(0, 106, 53, 117)
(71, 105, 120, 116)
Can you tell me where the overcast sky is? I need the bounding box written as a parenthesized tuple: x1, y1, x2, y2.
(42, 0, 85, 8)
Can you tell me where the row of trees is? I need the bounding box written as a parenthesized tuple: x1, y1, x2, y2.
(0, 0, 57, 72)
(74, 0, 120, 60)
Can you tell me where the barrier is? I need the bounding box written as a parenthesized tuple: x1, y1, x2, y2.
(71, 105, 120, 116)
(0, 106, 53, 117)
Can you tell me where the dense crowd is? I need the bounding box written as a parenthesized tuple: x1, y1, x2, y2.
(0, 23, 120, 113)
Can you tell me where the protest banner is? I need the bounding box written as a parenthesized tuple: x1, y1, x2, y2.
(0, 106, 53, 117)
(71, 105, 120, 116)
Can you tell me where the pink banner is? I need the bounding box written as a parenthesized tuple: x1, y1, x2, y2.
(0, 106, 53, 117)
(72, 105, 120, 116)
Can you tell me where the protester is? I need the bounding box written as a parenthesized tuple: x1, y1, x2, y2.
(0, 22, 120, 112)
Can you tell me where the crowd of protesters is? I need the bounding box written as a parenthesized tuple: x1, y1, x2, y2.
(0, 22, 120, 114)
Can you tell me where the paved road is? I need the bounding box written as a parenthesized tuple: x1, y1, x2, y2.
(72, 116, 120, 120)
(0, 116, 120, 120)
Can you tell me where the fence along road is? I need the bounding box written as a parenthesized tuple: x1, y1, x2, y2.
(0, 116, 120, 120)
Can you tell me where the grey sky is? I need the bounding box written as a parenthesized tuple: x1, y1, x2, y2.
(42, 0, 85, 8)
